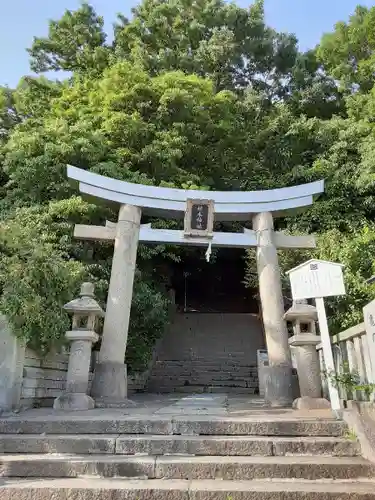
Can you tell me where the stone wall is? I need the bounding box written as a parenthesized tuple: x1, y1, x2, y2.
(0, 316, 150, 411)
(20, 349, 70, 408)
(147, 313, 266, 393)
(21, 349, 149, 408)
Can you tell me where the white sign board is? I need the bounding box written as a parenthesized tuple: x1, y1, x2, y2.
(363, 299, 375, 383)
(287, 259, 345, 301)
(257, 349, 268, 365)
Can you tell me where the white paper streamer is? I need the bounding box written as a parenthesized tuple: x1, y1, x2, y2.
(205, 240, 212, 262)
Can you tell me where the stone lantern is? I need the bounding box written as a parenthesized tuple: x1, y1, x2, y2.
(54, 282, 104, 411)
(284, 300, 330, 410)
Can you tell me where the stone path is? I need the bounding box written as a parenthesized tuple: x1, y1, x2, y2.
(3, 393, 334, 421)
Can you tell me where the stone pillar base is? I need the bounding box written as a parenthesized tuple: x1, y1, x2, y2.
(292, 396, 331, 410)
(53, 393, 95, 411)
(90, 361, 130, 406)
(263, 365, 293, 407)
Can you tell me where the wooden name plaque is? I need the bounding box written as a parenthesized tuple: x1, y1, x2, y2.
(184, 199, 214, 238)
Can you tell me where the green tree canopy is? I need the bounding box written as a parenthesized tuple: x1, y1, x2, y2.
(28, 2, 110, 74)
(317, 5, 375, 93)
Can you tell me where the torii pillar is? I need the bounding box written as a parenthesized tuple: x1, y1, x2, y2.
(253, 212, 293, 407)
(91, 204, 141, 407)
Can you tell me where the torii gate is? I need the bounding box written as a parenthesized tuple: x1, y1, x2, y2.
(67, 165, 323, 407)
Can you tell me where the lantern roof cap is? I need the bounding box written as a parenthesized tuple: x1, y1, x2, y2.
(284, 299, 317, 321)
(63, 282, 104, 317)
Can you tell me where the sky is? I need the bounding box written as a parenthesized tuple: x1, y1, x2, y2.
(1, 0, 374, 87)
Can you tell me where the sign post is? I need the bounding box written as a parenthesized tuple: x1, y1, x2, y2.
(363, 299, 375, 384)
(286, 259, 346, 416)
(314, 297, 341, 413)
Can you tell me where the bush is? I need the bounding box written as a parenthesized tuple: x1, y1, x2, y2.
(0, 201, 170, 366)
(0, 204, 86, 352)
(126, 277, 170, 373)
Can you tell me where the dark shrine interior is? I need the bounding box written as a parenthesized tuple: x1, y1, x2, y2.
(171, 248, 259, 314)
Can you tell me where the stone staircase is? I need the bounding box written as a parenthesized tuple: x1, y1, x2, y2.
(147, 313, 264, 393)
(149, 357, 259, 393)
(0, 412, 375, 499)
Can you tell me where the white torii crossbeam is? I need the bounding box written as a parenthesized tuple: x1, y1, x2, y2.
(74, 222, 316, 249)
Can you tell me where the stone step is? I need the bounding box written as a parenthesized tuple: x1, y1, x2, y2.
(2, 477, 375, 499)
(153, 455, 374, 480)
(149, 373, 257, 379)
(147, 385, 257, 394)
(148, 374, 258, 382)
(152, 359, 256, 365)
(147, 381, 257, 388)
(0, 454, 154, 478)
(172, 385, 256, 394)
(0, 417, 347, 436)
(115, 435, 360, 457)
(0, 435, 118, 454)
(0, 434, 359, 456)
(148, 380, 257, 387)
(149, 373, 257, 381)
(148, 386, 207, 394)
(148, 375, 257, 382)
(149, 378, 256, 387)
(151, 360, 257, 366)
(200, 386, 257, 394)
(0, 455, 371, 480)
(152, 362, 257, 370)
(196, 380, 251, 388)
